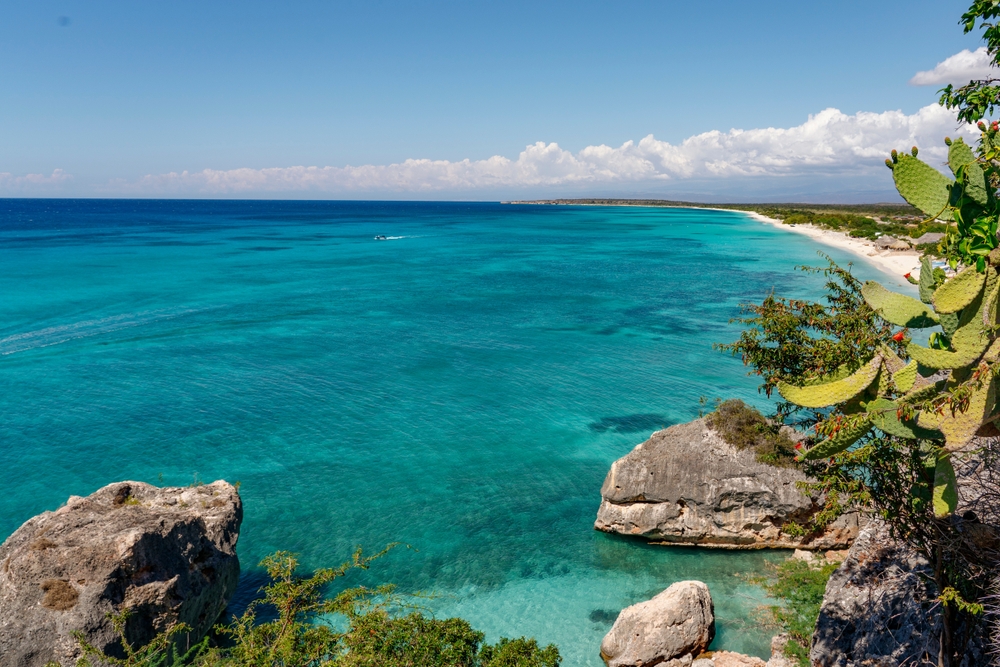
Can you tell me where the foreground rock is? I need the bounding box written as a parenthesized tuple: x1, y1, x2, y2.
(0, 481, 242, 667)
(595, 419, 857, 549)
(601, 580, 714, 667)
(810, 520, 988, 667)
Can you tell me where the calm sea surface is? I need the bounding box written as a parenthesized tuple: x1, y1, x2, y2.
(0, 200, 908, 664)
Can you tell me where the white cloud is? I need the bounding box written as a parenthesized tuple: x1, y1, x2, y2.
(0, 169, 72, 192)
(120, 104, 974, 196)
(911, 47, 999, 86)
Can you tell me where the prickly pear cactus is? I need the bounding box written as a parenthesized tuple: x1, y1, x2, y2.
(801, 415, 874, 461)
(775, 137, 1000, 517)
(777, 356, 882, 408)
(888, 153, 954, 221)
(861, 281, 938, 327)
(932, 265, 986, 313)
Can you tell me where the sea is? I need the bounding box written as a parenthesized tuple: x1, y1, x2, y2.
(0, 200, 910, 664)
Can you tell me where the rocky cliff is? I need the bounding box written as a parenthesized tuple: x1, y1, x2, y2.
(0, 480, 242, 667)
(810, 518, 991, 666)
(594, 419, 857, 549)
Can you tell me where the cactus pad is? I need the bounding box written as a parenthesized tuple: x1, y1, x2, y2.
(949, 138, 989, 205)
(932, 265, 986, 314)
(801, 416, 873, 461)
(866, 398, 940, 440)
(918, 257, 936, 304)
(861, 281, 938, 327)
(948, 138, 976, 176)
(905, 320, 988, 369)
(777, 356, 881, 408)
(917, 376, 996, 451)
(933, 454, 958, 517)
(940, 312, 962, 337)
(892, 154, 954, 221)
(893, 361, 919, 393)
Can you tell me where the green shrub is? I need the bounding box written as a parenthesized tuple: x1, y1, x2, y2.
(70, 548, 560, 667)
(758, 559, 838, 667)
(705, 399, 800, 468)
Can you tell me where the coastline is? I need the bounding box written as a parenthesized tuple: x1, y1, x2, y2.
(504, 200, 923, 281)
(738, 211, 922, 280)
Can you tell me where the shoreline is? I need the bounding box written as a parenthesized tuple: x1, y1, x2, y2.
(505, 200, 923, 280)
(738, 211, 922, 280)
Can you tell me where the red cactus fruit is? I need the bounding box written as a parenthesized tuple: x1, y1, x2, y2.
(892, 331, 905, 342)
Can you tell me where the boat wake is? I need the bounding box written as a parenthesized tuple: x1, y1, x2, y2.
(0, 308, 204, 356)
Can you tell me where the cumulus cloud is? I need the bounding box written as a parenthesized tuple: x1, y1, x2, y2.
(121, 104, 974, 195)
(911, 47, 999, 86)
(0, 169, 72, 192)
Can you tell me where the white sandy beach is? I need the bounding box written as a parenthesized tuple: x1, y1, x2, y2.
(740, 211, 923, 280)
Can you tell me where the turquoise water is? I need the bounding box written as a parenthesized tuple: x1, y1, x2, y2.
(0, 201, 906, 664)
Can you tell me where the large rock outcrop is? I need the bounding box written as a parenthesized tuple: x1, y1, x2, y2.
(600, 580, 715, 667)
(810, 520, 989, 667)
(0, 480, 242, 667)
(595, 419, 857, 549)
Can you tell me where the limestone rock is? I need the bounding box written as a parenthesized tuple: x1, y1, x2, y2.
(810, 520, 987, 667)
(0, 481, 242, 667)
(600, 580, 714, 667)
(594, 419, 858, 549)
(711, 651, 766, 666)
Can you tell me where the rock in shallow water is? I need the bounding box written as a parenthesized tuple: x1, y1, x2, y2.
(0, 480, 242, 667)
(600, 580, 714, 667)
(594, 419, 858, 549)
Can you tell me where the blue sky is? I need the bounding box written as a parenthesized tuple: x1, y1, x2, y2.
(0, 0, 991, 200)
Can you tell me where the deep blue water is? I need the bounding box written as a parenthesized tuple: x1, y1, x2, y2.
(0, 200, 907, 664)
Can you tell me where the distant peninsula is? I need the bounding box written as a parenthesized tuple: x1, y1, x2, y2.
(505, 199, 941, 280)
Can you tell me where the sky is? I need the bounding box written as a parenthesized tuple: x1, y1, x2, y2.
(0, 0, 996, 201)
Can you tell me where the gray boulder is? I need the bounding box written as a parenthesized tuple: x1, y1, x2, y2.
(594, 419, 857, 549)
(600, 580, 714, 667)
(0, 481, 242, 667)
(810, 519, 988, 667)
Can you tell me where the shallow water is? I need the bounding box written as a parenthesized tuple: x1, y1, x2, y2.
(0, 200, 907, 664)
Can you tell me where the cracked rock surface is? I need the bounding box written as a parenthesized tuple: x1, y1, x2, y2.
(0, 481, 242, 667)
(594, 419, 858, 549)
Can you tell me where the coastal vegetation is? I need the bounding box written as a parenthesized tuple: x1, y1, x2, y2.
(718, 4, 1000, 660)
(704, 399, 799, 468)
(751, 559, 838, 667)
(68, 549, 560, 667)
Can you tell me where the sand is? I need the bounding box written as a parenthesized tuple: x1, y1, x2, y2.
(740, 211, 922, 280)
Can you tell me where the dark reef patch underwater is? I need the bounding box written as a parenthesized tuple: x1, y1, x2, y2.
(0, 199, 909, 665)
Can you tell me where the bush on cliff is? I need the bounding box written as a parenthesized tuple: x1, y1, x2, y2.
(705, 399, 799, 468)
(755, 559, 838, 667)
(71, 548, 560, 667)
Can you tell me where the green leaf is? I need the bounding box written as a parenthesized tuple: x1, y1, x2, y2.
(777, 356, 882, 408)
(801, 416, 873, 460)
(932, 265, 986, 314)
(892, 154, 954, 221)
(933, 454, 959, 517)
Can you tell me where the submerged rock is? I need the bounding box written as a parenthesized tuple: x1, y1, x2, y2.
(594, 419, 857, 549)
(0, 480, 242, 667)
(600, 580, 714, 667)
